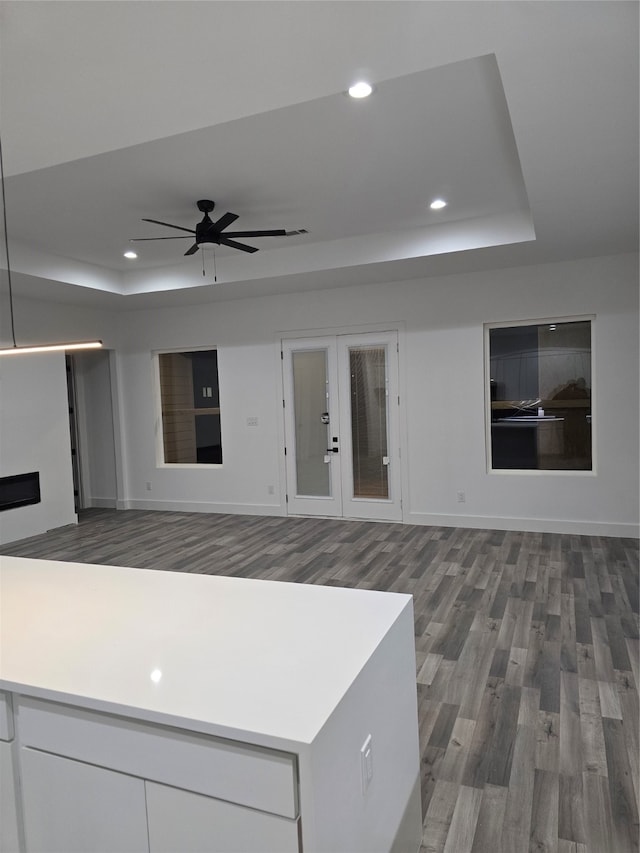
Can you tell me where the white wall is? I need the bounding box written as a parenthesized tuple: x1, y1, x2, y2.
(110, 252, 638, 537)
(114, 339, 285, 514)
(1, 253, 637, 542)
(0, 353, 77, 544)
(0, 297, 118, 542)
(401, 255, 638, 534)
(0, 295, 117, 352)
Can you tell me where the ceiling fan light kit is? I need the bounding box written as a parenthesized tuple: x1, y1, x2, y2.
(130, 199, 293, 257)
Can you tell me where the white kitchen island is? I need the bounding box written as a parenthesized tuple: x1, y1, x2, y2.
(0, 556, 421, 853)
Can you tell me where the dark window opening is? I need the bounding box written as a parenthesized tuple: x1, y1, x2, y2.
(158, 350, 222, 465)
(488, 320, 592, 471)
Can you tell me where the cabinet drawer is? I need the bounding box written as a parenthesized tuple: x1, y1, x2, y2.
(146, 781, 300, 853)
(0, 692, 13, 741)
(17, 696, 298, 819)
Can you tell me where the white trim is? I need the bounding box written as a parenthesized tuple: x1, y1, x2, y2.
(278, 321, 406, 341)
(86, 498, 118, 509)
(121, 499, 286, 517)
(151, 347, 222, 468)
(73, 355, 93, 508)
(281, 336, 342, 517)
(154, 463, 224, 471)
(102, 502, 637, 538)
(280, 330, 403, 522)
(109, 350, 127, 508)
(486, 468, 596, 478)
(485, 313, 596, 330)
(484, 314, 595, 474)
(406, 511, 637, 538)
(73, 349, 120, 510)
(275, 322, 407, 522)
(151, 350, 164, 467)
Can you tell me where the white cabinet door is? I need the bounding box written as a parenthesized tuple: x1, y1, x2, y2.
(146, 781, 300, 853)
(0, 742, 20, 853)
(20, 748, 149, 853)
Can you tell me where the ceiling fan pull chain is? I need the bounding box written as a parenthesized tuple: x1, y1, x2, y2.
(213, 249, 217, 283)
(202, 252, 205, 277)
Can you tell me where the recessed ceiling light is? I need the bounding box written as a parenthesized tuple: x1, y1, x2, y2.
(348, 81, 373, 99)
(124, 250, 138, 259)
(430, 199, 447, 210)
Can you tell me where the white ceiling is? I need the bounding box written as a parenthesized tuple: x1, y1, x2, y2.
(0, 1, 637, 309)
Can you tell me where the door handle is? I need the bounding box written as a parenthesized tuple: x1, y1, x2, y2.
(326, 447, 339, 453)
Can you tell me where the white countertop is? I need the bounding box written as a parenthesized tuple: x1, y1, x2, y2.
(0, 556, 411, 748)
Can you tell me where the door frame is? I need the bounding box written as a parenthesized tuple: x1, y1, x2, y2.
(72, 349, 124, 511)
(276, 323, 407, 522)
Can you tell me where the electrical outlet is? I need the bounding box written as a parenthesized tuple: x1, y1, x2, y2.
(145, 482, 152, 491)
(360, 734, 373, 793)
(267, 485, 275, 495)
(456, 490, 466, 503)
(246, 416, 259, 427)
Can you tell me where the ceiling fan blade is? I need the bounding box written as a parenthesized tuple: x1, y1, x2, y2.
(222, 229, 287, 238)
(213, 212, 240, 232)
(218, 236, 258, 254)
(184, 243, 200, 256)
(142, 218, 196, 234)
(129, 236, 192, 241)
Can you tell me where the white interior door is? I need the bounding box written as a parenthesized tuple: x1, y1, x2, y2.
(282, 332, 401, 522)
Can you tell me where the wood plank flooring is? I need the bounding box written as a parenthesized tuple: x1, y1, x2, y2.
(2, 510, 638, 853)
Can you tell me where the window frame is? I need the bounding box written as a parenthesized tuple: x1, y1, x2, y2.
(484, 315, 596, 475)
(152, 346, 223, 469)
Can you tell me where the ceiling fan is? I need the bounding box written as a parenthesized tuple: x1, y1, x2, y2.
(130, 199, 300, 255)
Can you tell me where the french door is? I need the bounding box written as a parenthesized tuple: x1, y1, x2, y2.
(282, 332, 402, 521)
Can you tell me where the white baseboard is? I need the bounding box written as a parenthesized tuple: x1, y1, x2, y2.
(89, 499, 638, 538)
(406, 511, 639, 538)
(120, 498, 287, 517)
(86, 498, 118, 509)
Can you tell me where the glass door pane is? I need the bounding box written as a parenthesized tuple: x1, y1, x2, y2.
(292, 349, 331, 497)
(349, 346, 389, 499)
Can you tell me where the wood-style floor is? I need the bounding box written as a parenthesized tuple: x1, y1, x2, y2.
(2, 509, 638, 853)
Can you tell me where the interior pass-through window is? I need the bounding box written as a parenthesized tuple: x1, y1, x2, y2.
(157, 349, 222, 465)
(487, 319, 592, 471)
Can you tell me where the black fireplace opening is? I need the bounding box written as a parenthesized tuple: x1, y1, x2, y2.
(0, 472, 41, 512)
